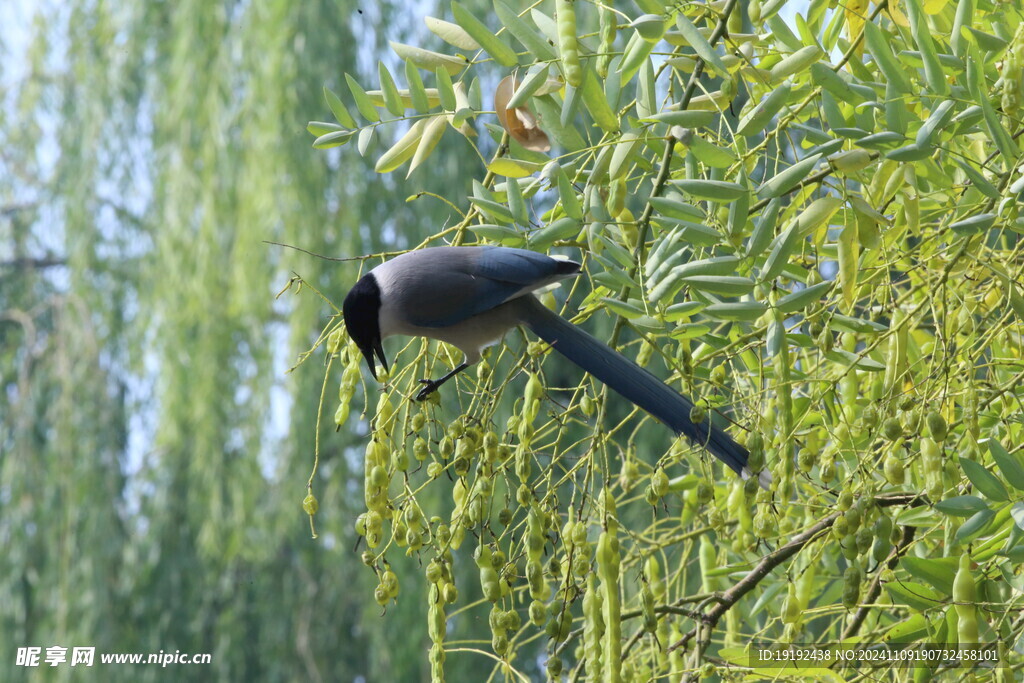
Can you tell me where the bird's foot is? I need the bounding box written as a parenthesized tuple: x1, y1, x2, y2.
(415, 378, 441, 402)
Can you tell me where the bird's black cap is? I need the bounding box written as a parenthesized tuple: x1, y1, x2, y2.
(342, 273, 388, 380)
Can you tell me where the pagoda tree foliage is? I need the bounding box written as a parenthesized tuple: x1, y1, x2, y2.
(302, 0, 1024, 680)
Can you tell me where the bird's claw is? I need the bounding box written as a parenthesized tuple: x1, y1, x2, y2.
(415, 379, 440, 402)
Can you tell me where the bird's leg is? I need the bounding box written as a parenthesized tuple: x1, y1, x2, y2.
(415, 362, 469, 401)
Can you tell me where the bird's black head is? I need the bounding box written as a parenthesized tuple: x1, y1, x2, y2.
(342, 273, 388, 380)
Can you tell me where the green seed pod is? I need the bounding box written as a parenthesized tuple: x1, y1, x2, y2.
(580, 394, 594, 417)
(596, 528, 621, 682)
(546, 654, 563, 679)
(819, 457, 836, 483)
(689, 403, 706, 424)
(926, 410, 948, 442)
(699, 535, 718, 594)
(426, 560, 443, 584)
(382, 569, 400, 597)
(302, 492, 319, 516)
(555, 0, 582, 87)
(596, 5, 616, 78)
(529, 599, 547, 627)
(953, 554, 979, 644)
(883, 452, 905, 485)
(583, 573, 604, 681)
(781, 583, 800, 624)
(861, 403, 878, 430)
(641, 580, 657, 632)
(842, 565, 862, 609)
(872, 515, 893, 562)
(882, 417, 903, 441)
(411, 412, 426, 431)
(855, 525, 873, 555)
(374, 584, 390, 606)
(491, 633, 508, 656)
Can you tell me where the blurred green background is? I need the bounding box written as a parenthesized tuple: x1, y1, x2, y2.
(0, 0, 503, 679)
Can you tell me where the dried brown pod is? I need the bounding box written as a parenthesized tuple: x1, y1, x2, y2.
(494, 74, 551, 153)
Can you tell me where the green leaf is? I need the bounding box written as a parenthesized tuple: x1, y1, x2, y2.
(760, 221, 801, 283)
(792, 196, 842, 238)
(507, 63, 549, 109)
(648, 197, 703, 221)
(746, 198, 781, 260)
(824, 349, 885, 371)
(493, 0, 557, 61)
(915, 100, 956, 147)
(469, 196, 514, 224)
(609, 133, 643, 181)
(670, 179, 748, 203)
(900, 557, 956, 595)
(673, 12, 730, 79)
(959, 457, 1009, 502)
(702, 301, 767, 321)
(988, 440, 1024, 491)
(312, 130, 354, 149)
(955, 508, 996, 543)
(776, 281, 833, 313)
(736, 83, 792, 137)
(307, 121, 345, 136)
(407, 115, 447, 177)
(687, 136, 735, 168)
(374, 118, 427, 173)
(581, 66, 619, 133)
(933, 495, 989, 517)
(346, 73, 381, 123)
(757, 153, 822, 198)
(424, 16, 480, 51)
(838, 220, 858, 312)
(953, 159, 999, 199)
(451, 1, 518, 67)
(530, 217, 580, 250)
(884, 582, 944, 612)
(1011, 503, 1024, 532)
(643, 110, 716, 128)
(435, 66, 457, 111)
(905, 0, 949, 95)
(405, 60, 431, 113)
(487, 158, 542, 178)
(378, 62, 405, 117)
(471, 224, 526, 246)
(601, 297, 648, 319)
(949, 213, 996, 236)
(323, 86, 357, 128)
(882, 613, 931, 643)
(553, 170, 582, 222)
(863, 21, 911, 93)
(769, 45, 824, 84)
(680, 276, 755, 297)
(390, 41, 468, 75)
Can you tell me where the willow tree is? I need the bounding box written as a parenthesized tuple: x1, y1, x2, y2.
(308, 0, 1024, 680)
(1, 0, 490, 680)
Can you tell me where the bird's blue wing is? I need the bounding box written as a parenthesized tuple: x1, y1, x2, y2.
(404, 247, 576, 328)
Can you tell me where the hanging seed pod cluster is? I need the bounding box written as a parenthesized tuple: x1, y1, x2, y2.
(303, 0, 1024, 678)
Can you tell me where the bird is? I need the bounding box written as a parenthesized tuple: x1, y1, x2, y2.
(342, 245, 765, 485)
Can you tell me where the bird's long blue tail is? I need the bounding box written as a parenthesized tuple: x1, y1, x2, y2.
(516, 296, 754, 480)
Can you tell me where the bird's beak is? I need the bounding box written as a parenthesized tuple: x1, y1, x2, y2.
(374, 340, 389, 377)
(360, 339, 388, 381)
(360, 346, 379, 381)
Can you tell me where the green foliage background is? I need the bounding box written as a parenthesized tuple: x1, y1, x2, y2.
(4, 0, 1024, 681)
